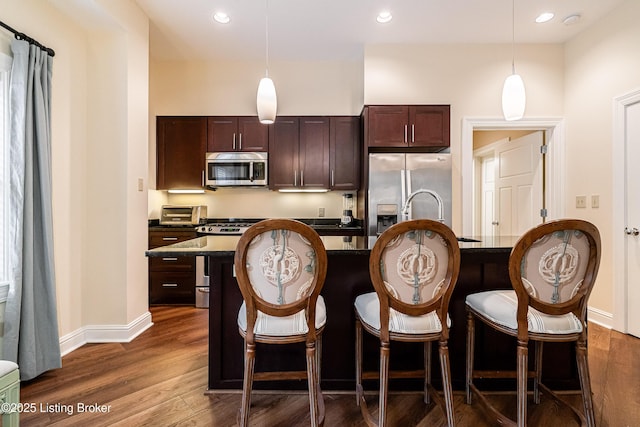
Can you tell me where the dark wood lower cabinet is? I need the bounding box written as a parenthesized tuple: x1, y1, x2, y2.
(208, 249, 579, 391)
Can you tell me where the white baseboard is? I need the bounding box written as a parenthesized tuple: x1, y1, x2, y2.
(588, 306, 613, 329)
(59, 311, 154, 357)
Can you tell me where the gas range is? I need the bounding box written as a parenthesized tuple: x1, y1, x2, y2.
(196, 220, 259, 235)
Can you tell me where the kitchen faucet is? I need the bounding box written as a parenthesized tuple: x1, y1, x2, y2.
(401, 189, 445, 223)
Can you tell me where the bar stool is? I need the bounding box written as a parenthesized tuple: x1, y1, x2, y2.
(234, 219, 328, 427)
(0, 360, 19, 427)
(465, 219, 601, 427)
(355, 219, 460, 427)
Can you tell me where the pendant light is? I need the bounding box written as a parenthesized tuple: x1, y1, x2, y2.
(257, 0, 277, 124)
(502, 0, 526, 121)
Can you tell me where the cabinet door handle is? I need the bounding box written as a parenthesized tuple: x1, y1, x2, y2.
(294, 170, 298, 186)
(331, 169, 335, 187)
(201, 170, 205, 186)
(411, 124, 415, 143)
(239, 133, 242, 150)
(162, 237, 179, 241)
(301, 170, 304, 187)
(404, 125, 408, 143)
(232, 133, 236, 150)
(162, 257, 178, 261)
(162, 283, 178, 288)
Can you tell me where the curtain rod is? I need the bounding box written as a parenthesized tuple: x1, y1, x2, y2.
(0, 20, 55, 57)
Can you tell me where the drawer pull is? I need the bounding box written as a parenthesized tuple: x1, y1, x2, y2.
(162, 283, 179, 288)
(162, 237, 179, 241)
(162, 257, 178, 261)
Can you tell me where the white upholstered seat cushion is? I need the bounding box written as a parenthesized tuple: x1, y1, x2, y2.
(354, 292, 450, 334)
(465, 290, 583, 334)
(0, 360, 18, 377)
(238, 295, 327, 337)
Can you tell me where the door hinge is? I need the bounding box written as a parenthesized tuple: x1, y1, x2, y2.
(540, 145, 548, 154)
(540, 208, 548, 218)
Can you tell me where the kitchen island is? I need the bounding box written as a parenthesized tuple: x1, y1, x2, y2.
(147, 234, 579, 392)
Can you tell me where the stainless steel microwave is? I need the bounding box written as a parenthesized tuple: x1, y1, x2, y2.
(205, 152, 268, 187)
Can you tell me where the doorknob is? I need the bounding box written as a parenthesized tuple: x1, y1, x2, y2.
(624, 227, 639, 236)
(492, 221, 499, 226)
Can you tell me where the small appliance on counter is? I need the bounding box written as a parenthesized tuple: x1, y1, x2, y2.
(340, 193, 354, 227)
(159, 205, 207, 226)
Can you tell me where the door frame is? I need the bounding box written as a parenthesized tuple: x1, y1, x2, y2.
(461, 117, 565, 236)
(612, 88, 640, 333)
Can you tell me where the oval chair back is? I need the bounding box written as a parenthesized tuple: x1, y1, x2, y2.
(234, 219, 328, 427)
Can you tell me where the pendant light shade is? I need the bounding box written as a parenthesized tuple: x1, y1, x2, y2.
(257, 76, 277, 124)
(257, 0, 277, 124)
(502, 0, 525, 121)
(502, 73, 526, 121)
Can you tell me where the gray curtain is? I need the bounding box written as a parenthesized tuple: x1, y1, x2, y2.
(4, 39, 61, 380)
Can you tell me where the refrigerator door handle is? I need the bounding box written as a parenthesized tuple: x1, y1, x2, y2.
(401, 169, 408, 221)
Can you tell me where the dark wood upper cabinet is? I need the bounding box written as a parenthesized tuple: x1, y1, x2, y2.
(330, 116, 360, 190)
(299, 117, 330, 189)
(156, 116, 207, 190)
(269, 116, 360, 191)
(365, 105, 450, 149)
(268, 117, 300, 189)
(207, 116, 268, 152)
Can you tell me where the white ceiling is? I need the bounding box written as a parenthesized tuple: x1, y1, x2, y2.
(134, 0, 625, 62)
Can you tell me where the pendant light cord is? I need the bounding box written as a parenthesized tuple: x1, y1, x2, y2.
(511, 0, 516, 74)
(265, 0, 270, 77)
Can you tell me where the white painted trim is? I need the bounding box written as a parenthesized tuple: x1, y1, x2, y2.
(59, 311, 154, 356)
(612, 88, 640, 333)
(588, 306, 613, 330)
(461, 117, 566, 236)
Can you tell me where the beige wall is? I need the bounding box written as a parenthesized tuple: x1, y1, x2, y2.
(3, 0, 150, 343)
(563, 0, 640, 316)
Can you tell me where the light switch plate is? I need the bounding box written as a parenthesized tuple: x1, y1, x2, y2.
(576, 195, 587, 208)
(591, 195, 600, 208)
(318, 207, 325, 217)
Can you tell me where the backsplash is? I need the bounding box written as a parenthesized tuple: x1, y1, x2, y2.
(148, 188, 357, 220)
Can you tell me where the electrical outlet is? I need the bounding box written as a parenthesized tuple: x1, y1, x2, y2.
(137, 178, 144, 192)
(318, 207, 325, 217)
(591, 195, 600, 208)
(576, 195, 587, 208)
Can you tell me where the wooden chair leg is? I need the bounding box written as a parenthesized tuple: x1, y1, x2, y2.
(355, 318, 363, 406)
(439, 340, 456, 427)
(424, 341, 432, 404)
(239, 340, 256, 427)
(576, 338, 596, 427)
(516, 339, 529, 427)
(378, 342, 390, 427)
(307, 342, 320, 427)
(465, 310, 475, 404)
(534, 341, 543, 404)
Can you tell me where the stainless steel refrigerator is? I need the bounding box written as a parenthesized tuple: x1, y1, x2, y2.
(368, 153, 452, 236)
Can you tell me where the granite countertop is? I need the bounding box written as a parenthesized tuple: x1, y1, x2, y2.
(148, 218, 365, 235)
(146, 234, 519, 257)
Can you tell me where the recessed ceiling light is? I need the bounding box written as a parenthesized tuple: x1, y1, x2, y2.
(535, 12, 554, 23)
(563, 14, 581, 26)
(376, 11, 392, 24)
(213, 12, 230, 24)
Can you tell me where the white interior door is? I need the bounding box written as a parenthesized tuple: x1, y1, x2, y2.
(494, 132, 544, 236)
(481, 157, 496, 237)
(625, 101, 640, 338)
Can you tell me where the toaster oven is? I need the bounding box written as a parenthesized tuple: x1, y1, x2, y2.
(159, 205, 207, 226)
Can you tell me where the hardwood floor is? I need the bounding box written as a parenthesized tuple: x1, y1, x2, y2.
(20, 306, 640, 426)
